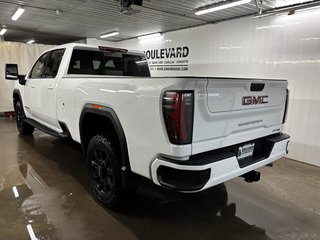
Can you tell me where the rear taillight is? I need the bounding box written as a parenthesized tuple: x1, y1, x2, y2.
(283, 88, 289, 124)
(162, 91, 194, 145)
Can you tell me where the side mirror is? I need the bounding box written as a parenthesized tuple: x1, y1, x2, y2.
(5, 64, 19, 80)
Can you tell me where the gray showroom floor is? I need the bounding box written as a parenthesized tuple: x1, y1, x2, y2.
(0, 117, 319, 240)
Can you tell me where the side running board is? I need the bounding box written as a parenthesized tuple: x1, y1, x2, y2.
(24, 118, 67, 138)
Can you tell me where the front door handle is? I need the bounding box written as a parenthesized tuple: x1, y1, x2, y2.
(31, 85, 35, 88)
(48, 86, 54, 90)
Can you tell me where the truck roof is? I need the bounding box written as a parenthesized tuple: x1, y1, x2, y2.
(46, 43, 143, 55)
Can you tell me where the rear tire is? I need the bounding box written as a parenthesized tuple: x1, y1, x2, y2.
(14, 101, 34, 135)
(87, 135, 126, 209)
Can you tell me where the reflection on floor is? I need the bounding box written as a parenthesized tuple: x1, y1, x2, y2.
(0, 117, 319, 240)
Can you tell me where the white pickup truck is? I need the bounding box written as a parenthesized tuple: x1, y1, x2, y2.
(5, 43, 290, 208)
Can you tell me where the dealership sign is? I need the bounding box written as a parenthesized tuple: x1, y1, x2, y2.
(145, 46, 190, 72)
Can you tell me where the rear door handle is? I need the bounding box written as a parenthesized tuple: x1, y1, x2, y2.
(48, 86, 54, 90)
(31, 85, 35, 88)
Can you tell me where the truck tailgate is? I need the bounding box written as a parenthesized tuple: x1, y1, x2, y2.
(192, 78, 287, 155)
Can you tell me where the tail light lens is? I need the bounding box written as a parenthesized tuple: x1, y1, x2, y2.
(162, 91, 194, 144)
(283, 88, 289, 124)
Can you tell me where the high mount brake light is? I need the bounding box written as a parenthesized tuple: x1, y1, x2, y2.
(162, 91, 194, 145)
(98, 46, 128, 53)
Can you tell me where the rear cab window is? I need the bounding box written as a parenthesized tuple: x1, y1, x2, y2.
(67, 48, 150, 77)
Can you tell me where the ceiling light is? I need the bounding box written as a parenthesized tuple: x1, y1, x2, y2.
(0, 28, 7, 35)
(11, 7, 25, 21)
(273, 0, 311, 8)
(195, 0, 251, 15)
(27, 39, 35, 44)
(138, 33, 162, 40)
(100, 31, 119, 38)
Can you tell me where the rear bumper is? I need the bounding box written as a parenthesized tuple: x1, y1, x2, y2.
(151, 133, 290, 192)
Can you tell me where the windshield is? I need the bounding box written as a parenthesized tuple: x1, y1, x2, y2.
(68, 49, 150, 77)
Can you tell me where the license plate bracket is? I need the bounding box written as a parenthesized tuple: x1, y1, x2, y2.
(238, 143, 255, 160)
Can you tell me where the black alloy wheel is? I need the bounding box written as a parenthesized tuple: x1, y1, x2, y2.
(87, 135, 124, 209)
(90, 148, 115, 199)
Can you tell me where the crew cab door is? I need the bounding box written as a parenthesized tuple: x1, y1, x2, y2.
(24, 49, 65, 130)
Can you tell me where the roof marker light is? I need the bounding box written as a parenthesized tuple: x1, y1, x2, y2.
(98, 46, 128, 53)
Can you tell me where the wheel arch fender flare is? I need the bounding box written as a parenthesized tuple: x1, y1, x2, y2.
(13, 89, 22, 104)
(79, 104, 131, 172)
(13, 89, 27, 114)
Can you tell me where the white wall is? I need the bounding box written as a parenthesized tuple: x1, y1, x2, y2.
(0, 42, 54, 112)
(118, 9, 320, 167)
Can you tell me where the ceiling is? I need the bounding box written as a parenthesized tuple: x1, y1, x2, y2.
(0, 0, 318, 45)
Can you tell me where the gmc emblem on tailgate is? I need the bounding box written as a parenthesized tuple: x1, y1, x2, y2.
(242, 96, 269, 105)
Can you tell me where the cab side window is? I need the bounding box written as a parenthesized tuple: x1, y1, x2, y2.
(29, 52, 49, 79)
(42, 49, 65, 78)
(29, 49, 65, 79)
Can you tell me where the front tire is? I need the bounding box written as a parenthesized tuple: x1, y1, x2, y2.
(87, 135, 125, 209)
(14, 101, 34, 135)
